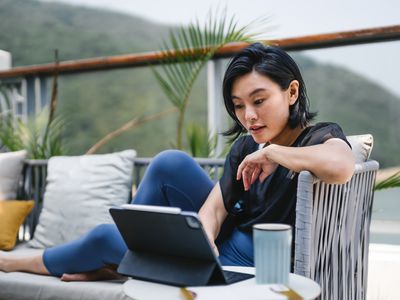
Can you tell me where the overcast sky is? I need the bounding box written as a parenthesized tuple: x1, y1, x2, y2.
(41, 0, 400, 96)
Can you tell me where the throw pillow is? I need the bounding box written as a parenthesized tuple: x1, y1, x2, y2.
(346, 134, 373, 163)
(0, 150, 27, 200)
(28, 149, 136, 248)
(0, 200, 34, 250)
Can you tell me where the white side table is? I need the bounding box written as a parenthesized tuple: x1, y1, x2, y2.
(123, 266, 321, 300)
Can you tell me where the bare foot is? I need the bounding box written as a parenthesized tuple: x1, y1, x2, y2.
(60, 266, 124, 282)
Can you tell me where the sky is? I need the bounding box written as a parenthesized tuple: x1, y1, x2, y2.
(41, 0, 400, 96)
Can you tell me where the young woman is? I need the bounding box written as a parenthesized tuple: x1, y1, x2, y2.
(0, 43, 354, 281)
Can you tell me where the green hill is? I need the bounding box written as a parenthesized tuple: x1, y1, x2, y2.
(0, 0, 399, 167)
(294, 55, 400, 167)
(0, 0, 171, 64)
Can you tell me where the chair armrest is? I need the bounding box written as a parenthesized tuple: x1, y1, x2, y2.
(294, 160, 379, 299)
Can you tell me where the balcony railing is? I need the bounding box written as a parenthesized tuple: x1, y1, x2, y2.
(1, 24, 399, 155)
(1, 25, 399, 78)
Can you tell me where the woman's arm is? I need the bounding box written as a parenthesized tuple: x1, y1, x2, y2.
(237, 138, 355, 190)
(198, 182, 228, 255)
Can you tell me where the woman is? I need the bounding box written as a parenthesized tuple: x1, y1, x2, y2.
(0, 43, 354, 281)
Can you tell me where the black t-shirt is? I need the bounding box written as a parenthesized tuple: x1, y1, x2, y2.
(219, 122, 351, 233)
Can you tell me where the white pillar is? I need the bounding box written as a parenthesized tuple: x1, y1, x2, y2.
(207, 59, 227, 157)
(0, 50, 11, 71)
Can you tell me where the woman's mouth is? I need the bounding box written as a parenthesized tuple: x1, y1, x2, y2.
(249, 125, 266, 134)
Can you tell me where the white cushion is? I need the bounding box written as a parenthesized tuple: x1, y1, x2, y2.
(346, 134, 373, 163)
(0, 245, 128, 300)
(28, 150, 136, 248)
(0, 150, 27, 200)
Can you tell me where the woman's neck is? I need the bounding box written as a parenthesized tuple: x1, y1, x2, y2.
(270, 125, 304, 147)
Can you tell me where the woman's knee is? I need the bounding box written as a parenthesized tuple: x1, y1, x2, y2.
(149, 150, 195, 177)
(84, 224, 119, 249)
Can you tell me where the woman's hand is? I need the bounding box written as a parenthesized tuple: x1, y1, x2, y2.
(237, 139, 355, 188)
(198, 183, 227, 257)
(236, 147, 278, 191)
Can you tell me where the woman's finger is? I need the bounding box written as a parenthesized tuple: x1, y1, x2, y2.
(237, 161, 245, 180)
(242, 168, 249, 190)
(250, 166, 261, 184)
(237, 156, 251, 180)
(259, 171, 269, 183)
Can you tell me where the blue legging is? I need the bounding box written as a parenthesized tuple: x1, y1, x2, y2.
(43, 150, 253, 276)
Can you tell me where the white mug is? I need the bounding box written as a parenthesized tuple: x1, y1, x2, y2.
(253, 223, 292, 284)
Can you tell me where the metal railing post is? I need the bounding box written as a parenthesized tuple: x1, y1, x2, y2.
(26, 75, 48, 117)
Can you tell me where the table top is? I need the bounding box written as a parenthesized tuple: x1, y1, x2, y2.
(123, 266, 321, 300)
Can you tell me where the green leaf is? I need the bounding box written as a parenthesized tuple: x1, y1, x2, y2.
(186, 123, 214, 157)
(0, 106, 66, 159)
(152, 10, 269, 149)
(375, 171, 400, 191)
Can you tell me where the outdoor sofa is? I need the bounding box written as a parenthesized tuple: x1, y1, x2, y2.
(0, 135, 378, 300)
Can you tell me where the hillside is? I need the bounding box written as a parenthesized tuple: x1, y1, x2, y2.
(0, 0, 399, 167)
(0, 0, 171, 64)
(294, 55, 400, 167)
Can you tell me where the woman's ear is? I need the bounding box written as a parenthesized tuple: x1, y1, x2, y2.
(288, 80, 299, 105)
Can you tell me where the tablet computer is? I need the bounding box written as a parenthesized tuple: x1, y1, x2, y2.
(109, 204, 253, 287)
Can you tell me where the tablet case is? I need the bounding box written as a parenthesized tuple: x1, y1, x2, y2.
(109, 206, 229, 287)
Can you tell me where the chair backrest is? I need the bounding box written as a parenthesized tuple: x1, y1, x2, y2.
(294, 160, 379, 300)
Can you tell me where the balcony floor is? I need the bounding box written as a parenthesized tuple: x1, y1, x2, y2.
(367, 243, 400, 300)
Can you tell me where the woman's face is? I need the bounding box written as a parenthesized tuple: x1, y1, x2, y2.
(231, 71, 299, 144)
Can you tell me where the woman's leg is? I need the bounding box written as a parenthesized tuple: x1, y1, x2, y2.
(135, 150, 253, 265)
(43, 224, 126, 277)
(0, 223, 127, 278)
(133, 150, 214, 211)
(0, 250, 48, 275)
(53, 151, 213, 278)
(1, 150, 215, 278)
(217, 227, 254, 267)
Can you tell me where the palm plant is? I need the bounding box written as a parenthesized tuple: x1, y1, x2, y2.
(86, 107, 176, 154)
(186, 122, 232, 158)
(0, 107, 66, 159)
(374, 171, 400, 191)
(0, 50, 66, 159)
(153, 11, 268, 150)
(186, 123, 217, 158)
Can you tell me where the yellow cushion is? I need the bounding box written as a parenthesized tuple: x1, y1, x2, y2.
(0, 200, 34, 250)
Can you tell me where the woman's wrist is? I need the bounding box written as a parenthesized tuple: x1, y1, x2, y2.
(262, 143, 277, 162)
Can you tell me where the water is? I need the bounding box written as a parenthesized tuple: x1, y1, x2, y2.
(370, 188, 400, 245)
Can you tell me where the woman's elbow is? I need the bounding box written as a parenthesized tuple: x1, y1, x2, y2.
(334, 161, 355, 183)
(324, 157, 355, 184)
(321, 140, 355, 184)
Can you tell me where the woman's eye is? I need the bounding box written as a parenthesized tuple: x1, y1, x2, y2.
(234, 104, 244, 109)
(254, 99, 265, 105)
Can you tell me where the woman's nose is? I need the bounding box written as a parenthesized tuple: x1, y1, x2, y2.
(245, 107, 257, 121)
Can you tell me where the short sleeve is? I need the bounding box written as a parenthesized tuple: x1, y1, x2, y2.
(219, 136, 256, 214)
(300, 122, 351, 148)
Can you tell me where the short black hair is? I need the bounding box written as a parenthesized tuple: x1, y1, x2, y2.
(222, 43, 316, 140)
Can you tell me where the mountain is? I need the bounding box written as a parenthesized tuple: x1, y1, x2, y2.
(294, 55, 400, 167)
(0, 0, 399, 167)
(0, 0, 171, 64)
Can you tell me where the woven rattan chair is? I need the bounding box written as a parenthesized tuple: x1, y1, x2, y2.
(294, 159, 379, 300)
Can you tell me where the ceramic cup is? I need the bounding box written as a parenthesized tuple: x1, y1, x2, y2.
(253, 223, 292, 284)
